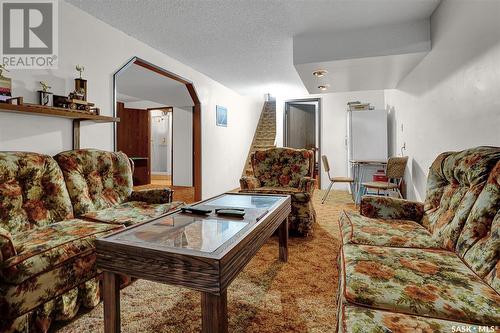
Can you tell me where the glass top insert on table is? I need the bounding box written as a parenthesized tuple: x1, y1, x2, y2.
(202, 194, 281, 209)
(114, 214, 248, 253)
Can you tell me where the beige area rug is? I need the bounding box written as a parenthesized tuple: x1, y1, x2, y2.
(56, 191, 356, 333)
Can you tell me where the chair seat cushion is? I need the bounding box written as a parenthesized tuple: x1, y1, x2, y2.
(362, 181, 399, 189)
(340, 305, 479, 333)
(240, 187, 311, 202)
(2, 219, 122, 284)
(332, 176, 354, 183)
(341, 244, 500, 324)
(82, 201, 185, 226)
(340, 211, 441, 248)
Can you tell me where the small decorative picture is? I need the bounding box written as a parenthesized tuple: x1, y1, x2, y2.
(216, 105, 227, 127)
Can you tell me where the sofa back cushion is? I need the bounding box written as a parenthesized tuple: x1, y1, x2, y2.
(457, 161, 499, 282)
(54, 149, 133, 216)
(0, 152, 74, 234)
(251, 148, 314, 188)
(422, 147, 500, 251)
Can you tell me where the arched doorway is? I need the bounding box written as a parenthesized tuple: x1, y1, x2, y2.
(113, 57, 202, 201)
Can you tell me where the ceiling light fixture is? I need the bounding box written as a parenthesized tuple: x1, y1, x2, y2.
(318, 84, 329, 91)
(312, 69, 328, 78)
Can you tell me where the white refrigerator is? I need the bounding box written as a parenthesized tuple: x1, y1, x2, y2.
(346, 109, 388, 181)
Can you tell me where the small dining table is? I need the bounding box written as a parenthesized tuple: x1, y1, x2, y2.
(349, 159, 388, 204)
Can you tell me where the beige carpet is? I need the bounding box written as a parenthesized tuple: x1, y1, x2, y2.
(56, 190, 356, 333)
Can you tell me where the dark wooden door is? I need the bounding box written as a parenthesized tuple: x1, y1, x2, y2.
(117, 102, 151, 185)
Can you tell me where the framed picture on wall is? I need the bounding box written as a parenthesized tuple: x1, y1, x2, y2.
(216, 105, 227, 127)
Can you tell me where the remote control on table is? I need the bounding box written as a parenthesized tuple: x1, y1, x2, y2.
(181, 207, 212, 215)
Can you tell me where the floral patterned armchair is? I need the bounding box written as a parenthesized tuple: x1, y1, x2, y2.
(239, 147, 316, 236)
(54, 149, 184, 226)
(0, 152, 123, 333)
(337, 146, 500, 332)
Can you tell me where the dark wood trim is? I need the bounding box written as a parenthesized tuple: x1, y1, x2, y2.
(134, 59, 191, 85)
(201, 290, 228, 333)
(103, 272, 120, 333)
(147, 106, 172, 112)
(193, 103, 202, 201)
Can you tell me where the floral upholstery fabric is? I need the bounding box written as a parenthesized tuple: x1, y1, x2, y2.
(129, 188, 173, 204)
(54, 149, 134, 216)
(341, 244, 500, 324)
(0, 226, 16, 262)
(457, 161, 500, 282)
(421, 146, 500, 250)
(339, 305, 485, 333)
(250, 148, 314, 187)
(0, 152, 74, 234)
(360, 195, 424, 222)
(82, 201, 185, 226)
(0, 277, 101, 333)
(239, 176, 261, 190)
(1, 219, 122, 284)
(340, 211, 440, 248)
(240, 148, 316, 236)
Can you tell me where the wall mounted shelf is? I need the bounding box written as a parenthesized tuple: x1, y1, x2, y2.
(0, 103, 120, 149)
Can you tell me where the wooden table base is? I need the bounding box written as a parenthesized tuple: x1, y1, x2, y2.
(201, 290, 228, 333)
(103, 272, 120, 333)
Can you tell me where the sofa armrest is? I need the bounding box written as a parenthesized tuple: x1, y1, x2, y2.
(129, 188, 173, 204)
(0, 227, 16, 262)
(360, 195, 424, 222)
(240, 176, 261, 190)
(298, 176, 316, 194)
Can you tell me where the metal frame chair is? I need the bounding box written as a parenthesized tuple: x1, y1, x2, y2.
(321, 155, 354, 204)
(360, 156, 408, 199)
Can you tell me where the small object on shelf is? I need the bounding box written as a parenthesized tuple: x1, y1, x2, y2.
(180, 207, 212, 215)
(75, 65, 87, 101)
(53, 94, 95, 113)
(6, 97, 23, 105)
(38, 81, 53, 106)
(0, 65, 12, 103)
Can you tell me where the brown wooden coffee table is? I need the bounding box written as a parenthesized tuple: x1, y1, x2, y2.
(96, 193, 291, 333)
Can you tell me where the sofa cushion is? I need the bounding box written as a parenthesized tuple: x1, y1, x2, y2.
(339, 305, 483, 333)
(340, 211, 440, 248)
(0, 251, 99, 319)
(0, 152, 74, 234)
(54, 149, 133, 216)
(251, 148, 314, 188)
(422, 146, 500, 251)
(1, 219, 122, 284)
(456, 162, 499, 281)
(82, 201, 185, 226)
(341, 244, 500, 324)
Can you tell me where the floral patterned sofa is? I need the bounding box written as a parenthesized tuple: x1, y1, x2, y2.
(0, 150, 182, 333)
(337, 146, 500, 332)
(239, 147, 316, 236)
(54, 149, 184, 226)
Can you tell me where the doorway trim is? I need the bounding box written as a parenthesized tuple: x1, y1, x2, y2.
(283, 98, 322, 188)
(112, 57, 202, 200)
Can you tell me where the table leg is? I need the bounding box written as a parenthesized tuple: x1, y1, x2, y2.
(278, 217, 289, 262)
(202, 290, 228, 333)
(103, 271, 120, 333)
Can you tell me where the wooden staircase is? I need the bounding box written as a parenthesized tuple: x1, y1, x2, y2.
(242, 101, 276, 176)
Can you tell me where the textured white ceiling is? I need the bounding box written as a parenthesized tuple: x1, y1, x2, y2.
(68, 0, 440, 96)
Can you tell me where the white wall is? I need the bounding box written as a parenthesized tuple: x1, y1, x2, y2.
(276, 90, 385, 190)
(172, 107, 193, 186)
(384, 0, 500, 201)
(0, 1, 261, 198)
